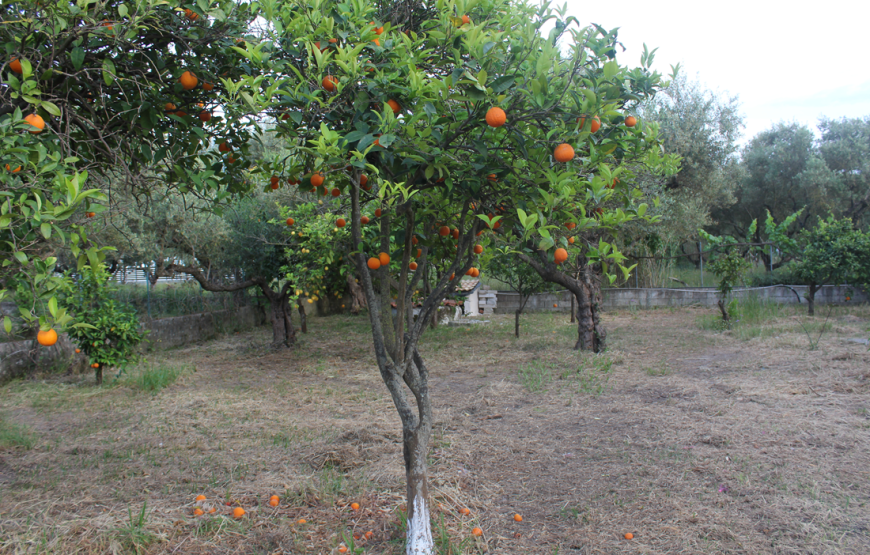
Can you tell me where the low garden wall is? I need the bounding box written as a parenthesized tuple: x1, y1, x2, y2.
(0, 304, 267, 384)
(494, 285, 866, 313)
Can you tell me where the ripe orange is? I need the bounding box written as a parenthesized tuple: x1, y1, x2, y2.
(203, 82, 214, 91)
(322, 75, 338, 92)
(336, 218, 346, 228)
(91, 363, 99, 368)
(375, 208, 382, 217)
(487, 173, 497, 182)
(459, 507, 471, 516)
(9, 58, 22, 74)
(25, 113, 45, 134)
(350, 502, 360, 511)
(227, 154, 236, 164)
(311, 172, 325, 187)
(451, 228, 459, 239)
(179, 71, 198, 90)
(365, 531, 373, 539)
(416, 248, 422, 258)
(338, 546, 348, 554)
(193, 507, 204, 516)
(328, 38, 338, 44)
(232, 507, 245, 519)
(87, 212, 96, 218)
(590, 116, 601, 132)
(485, 107, 506, 127)
(473, 245, 483, 254)
(465, 267, 474, 276)
(297, 518, 307, 524)
(75, 348, 81, 353)
(553, 143, 574, 163)
(378, 252, 390, 266)
(195, 494, 206, 502)
(471, 527, 483, 537)
(439, 226, 450, 237)
(286, 218, 295, 226)
(372, 38, 380, 47)
(164, 102, 177, 111)
(5, 164, 21, 173)
(360, 174, 368, 187)
(184, 8, 199, 20)
(553, 303, 558, 308)
(449, 273, 455, 280)
(568, 237, 575, 244)
(566, 222, 576, 230)
(218, 141, 231, 153)
(461, 15, 471, 24)
(270, 176, 280, 187)
(367, 257, 381, 270)
(208, 507, 216, 514)
(37, 329, 58, 347)
(554, 248, 568, 264)
(514, 514, 523, 522)
(199, 110, 211, 122)
(624, 116, 637, 127)
(387, 99, 401, 114)
(624, 533, 634, 540)
(269, 495, 279, 507)
(409, 262, 418, 270)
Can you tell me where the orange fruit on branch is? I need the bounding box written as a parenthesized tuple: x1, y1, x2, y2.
(179, 71, 198, 90)
(37, 329, 58, 347)
(336, 218, 346, 228)
(367, 257, 381, 270)
(9, 58, 22, 74)
(203, 82, 214, 91)
(485, 107, 506, 127)
(624, 116, 637, 127)
(554, 248, 568, 265)
(553, 143, 574, 163)
(451, 228, 459, 239)
(286, 218, 295, 226)
(199, 110, 211, 122)
(310, 172, 324, 187)
(387, 99, 401, 114)
(164, 102, 177, 111)
(439, 225, 450, 237)
(322, 75, 338, 92)
(473, 245, 483, 254)
(5, 164, 21, 172)
(331, 187, 341, 197)
(378, 252, 390, 266)
(409, 262, 418, 270)
(359, 174, 368, 186)
(461, 15, 471, 24)
(375, 208, 382, 217)
(24, 113, 45, 134)
(361, 216, 370, 224)
(218, 141, 231, 153)
(565, 222, 576, 230)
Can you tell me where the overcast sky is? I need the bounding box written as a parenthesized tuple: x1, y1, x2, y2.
(560, 0, 870, 144)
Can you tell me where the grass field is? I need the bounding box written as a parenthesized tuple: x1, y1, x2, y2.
(1, 303, 868, 554)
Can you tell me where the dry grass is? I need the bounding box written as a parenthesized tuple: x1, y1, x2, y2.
(0, 304, 868, 554)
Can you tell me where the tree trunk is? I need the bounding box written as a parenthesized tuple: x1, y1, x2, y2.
(515, 309, 521, 338)
(570, 293, 575, 323)
(94, 364, 102, 385)
(404, 391, 433, 554)
(297, 299, 308, 333)
(518, 251, 605, 352)
(346, 273, 367, 314)
(717, 298, 729, 321)
(807, 283, 818, 316)
(266, 293, 296, 347)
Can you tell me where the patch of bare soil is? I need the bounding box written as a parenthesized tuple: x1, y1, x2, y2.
(0, 306, 868, 554)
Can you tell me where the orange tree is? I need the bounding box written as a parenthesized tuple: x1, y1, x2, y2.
(1, 0, 263, 339)
(242, 0, 677, 549)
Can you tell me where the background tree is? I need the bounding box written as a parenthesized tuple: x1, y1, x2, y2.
(486, 248, 552, 337)
(791, 216, 870, 315)
(817, 116, 870, 226)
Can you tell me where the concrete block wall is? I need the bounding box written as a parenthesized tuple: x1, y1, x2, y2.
(0, 304, 267, 385)
(494, 285, 866, 313)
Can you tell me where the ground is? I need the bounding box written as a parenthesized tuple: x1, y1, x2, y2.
(1, 305, 868, 554)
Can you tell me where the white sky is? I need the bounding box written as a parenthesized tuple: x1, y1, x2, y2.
(560, 0, 870, 144)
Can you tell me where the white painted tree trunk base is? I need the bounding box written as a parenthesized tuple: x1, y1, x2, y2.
(406, 494, 434, 554)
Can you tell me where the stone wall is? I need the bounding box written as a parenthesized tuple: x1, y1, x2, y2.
(0, 304, 267, 384)
(494, 285, 866, 313)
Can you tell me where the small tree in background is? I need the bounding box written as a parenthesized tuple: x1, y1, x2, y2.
(706, 247, 750, 322)
(486, 249, 551, 337)
(792, 216, 870, 315)
(61, 264, 146, 385)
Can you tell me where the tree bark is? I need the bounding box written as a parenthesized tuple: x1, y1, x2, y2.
(518, 251, 606, 352)
(95, 365, 102, 385)
(259, 283, 296, 348)
(297, 299, 308, 333)
(346, 273, 367, 314)
(717, 299, 729, 321)
(807, 283, 818, 316)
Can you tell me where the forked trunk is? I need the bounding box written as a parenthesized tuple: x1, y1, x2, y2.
(267, 294, 296, 347)
(346, 273, 367, 314)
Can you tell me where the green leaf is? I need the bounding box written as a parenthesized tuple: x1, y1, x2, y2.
(3, 316, 11, 334)
(102, 59, 115, 86)
(40, 223, 51, 239)
(489, 75, 516, 94)
(40, 101, 61, 117)
(538, 236, 555, 251)
(14, 251, 27, 265)
(48, 296, 58, 317)
(603, 61, 619, 79)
